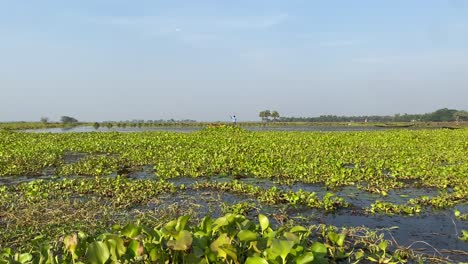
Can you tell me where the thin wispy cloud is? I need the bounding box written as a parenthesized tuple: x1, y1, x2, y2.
(319, 40, 360, 47)
(220, 13, 289, 30)
(86, 13, 289, 35)
(86, 16, 182, 36)
(354, 50, 468, 68)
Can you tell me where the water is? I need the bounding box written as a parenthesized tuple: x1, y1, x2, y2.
(22, 125, 421, 133)
(23, 126, 201, 133)
(325, 212, 468, 260)
(246, 126, 389, 132)
(131, 189, 262, 220)
(63, 152, 87, 164)
(130, 179, 468, 261)
(2, 168, 466, 261)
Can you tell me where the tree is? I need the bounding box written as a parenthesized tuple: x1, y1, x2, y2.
(423, 108, 457, 122)
(40, 117, 49, 124)
(259, 110, 271, 122)
(60, 116, 78, 124)
(454, 110, 468, 123)
(271, 111, 280, 121)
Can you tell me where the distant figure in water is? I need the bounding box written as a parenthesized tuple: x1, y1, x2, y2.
(231, 115, 237, 125)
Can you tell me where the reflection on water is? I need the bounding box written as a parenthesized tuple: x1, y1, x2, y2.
(24, 126, 201, 133)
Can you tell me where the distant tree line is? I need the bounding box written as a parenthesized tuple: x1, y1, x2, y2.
(278, 108, 468, 123)
(93, 119, 199, 129)
(38, 116, 79, 125)
(60, 116, 79, 124)
(259, 110, 280, 122)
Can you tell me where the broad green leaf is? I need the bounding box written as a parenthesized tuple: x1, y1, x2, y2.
(200, 216, 213, 233)
(106, 235, 125, 256)
(163, 219, 178, 235)
(220, 244, 238, 263)
(192, 236, 209, 257)
(258, 214, 269, 233)
(283, 232, 300, 243)
(106, 239, 118, 261)
(336, 234, 345, 247)
(127, 240, 144, 257)
(2, 248, 12, 255)
(378, 240, 388, 251)
(311, 242, 326, 253)
(17, 253, 32, 263)
(210, 233, 230, 257)
(149, 248, 159, 261)
(354, 249, 365, 260)
(176, 215, 190, 231)
(290, 226, 308, 233)
(310, 242, 327, 264)
(237, 230, 258, 242)
(270, 239, 294, 263)
(121, 223, 141, 238)
(245, 256, 269, 264)
(86, 241, 110, 264)
(327, 232, 345, 247)
(167, 230, 193, 251)
(295, 252, 314, 264)
(213, 216, 230, 232)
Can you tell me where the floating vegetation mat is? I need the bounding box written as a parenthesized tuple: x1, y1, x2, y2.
(1, 127, 468, 263)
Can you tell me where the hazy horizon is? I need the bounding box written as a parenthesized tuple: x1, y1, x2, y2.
(1, 1, 468, 122)
(0, 107, 465, 123)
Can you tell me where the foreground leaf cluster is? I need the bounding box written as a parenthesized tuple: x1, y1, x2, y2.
(1, 213, 410, 264)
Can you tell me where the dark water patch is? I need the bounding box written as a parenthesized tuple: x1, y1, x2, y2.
(0, 174, 59, 185)
(342, 163, 358, 169)
(41, 166, 56, 176)
(238, 177, 280, 189)
(324, 212, 468, 261)
(166, 176, 199, 186)
(336, 186, 440, 208)
(131, 189, 260, 219)
(168, 175, 325, 193)
(0, 173, 119, 186)
(167, 175, 293, 191)
(165, 176, 443, 210)
(166, 175, 245, 187)
(63, 152, 87, 164)
(282, 181, 328, 193)
(454, 205, 468, 215)
(335, 186, 382, 208)
(123, 166, 155, 179)
(386, 187, 439, 202)
(0, 166, 59, 185)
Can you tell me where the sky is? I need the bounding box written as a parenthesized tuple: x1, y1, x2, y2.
(1, 0, 468, 122)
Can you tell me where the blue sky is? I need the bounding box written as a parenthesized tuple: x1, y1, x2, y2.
(1, 0, 467, 121)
